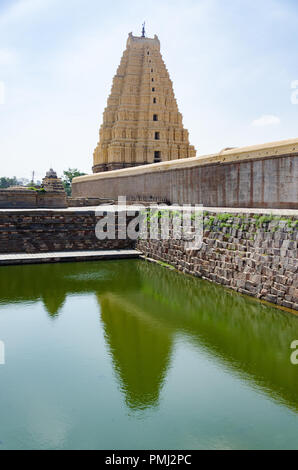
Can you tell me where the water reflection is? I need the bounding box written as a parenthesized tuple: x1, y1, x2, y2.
(0, 260, 297, 413)
(99, 294, 172, 410)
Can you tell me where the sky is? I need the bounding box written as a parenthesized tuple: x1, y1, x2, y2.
(0, 0, 298, 180)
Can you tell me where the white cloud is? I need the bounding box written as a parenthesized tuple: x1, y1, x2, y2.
(251, 114, 281, 127)
(0, 0, 54, 26)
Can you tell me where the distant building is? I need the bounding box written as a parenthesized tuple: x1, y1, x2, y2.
(0, 169, 67, 209)
(93, 30, 196, 173)
(42, 169, 65, 193)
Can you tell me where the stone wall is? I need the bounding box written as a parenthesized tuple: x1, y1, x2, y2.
(73, 139, 298, 209)
(0, 210, 134, 254)
(137, 212, 298, 311)
(67, 197, 114, 207)
(0, 207, 297, 312)
(0, 190, 67, 209)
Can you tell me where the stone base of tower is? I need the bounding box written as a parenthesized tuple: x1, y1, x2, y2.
(93, 162, 148, 174)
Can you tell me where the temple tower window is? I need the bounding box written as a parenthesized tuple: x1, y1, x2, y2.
(154, 151, 161, 163)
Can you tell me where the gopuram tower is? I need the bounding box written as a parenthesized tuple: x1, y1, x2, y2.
(92, 26, 196, 173)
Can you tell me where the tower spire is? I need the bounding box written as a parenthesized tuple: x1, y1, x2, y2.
(92, 32, 196, 173)
(142, 22, 146, 38)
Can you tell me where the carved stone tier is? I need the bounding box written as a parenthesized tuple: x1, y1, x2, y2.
(92, 32, 196, 173)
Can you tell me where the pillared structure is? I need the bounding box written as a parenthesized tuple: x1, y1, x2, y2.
(93, 30, 196, 173)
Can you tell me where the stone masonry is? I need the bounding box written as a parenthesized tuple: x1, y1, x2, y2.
(0, 208, 297, 312)
(0, 169, 67, 209)
(137, 212, 298, 311)
(92, 31, 196, 173)
(42, 168, 65, 192)
(0, 210, 134, 254)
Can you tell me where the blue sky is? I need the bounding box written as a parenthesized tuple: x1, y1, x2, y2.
(0, 0, 298, 180)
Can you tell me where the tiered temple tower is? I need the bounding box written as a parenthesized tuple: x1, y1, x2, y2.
(92, 29, 196, 173)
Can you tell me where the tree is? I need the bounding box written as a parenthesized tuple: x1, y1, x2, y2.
(0, 176, 19, 189)
(62, 168, 86, 196)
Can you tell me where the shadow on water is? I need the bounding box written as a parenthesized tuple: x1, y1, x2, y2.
(0, 259, 297, 413)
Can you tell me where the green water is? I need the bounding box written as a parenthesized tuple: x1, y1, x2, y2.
(0, 259, 298, 450)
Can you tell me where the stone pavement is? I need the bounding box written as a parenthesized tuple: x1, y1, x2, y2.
(0, 206, 297, 216)
(0, 250, 141, 266)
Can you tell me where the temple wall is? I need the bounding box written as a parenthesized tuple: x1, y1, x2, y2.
(137, 211, 298, 312)
(0, 210, 134, 254)
(0, 190, 67, 209)
(73, 139, 298, 210)
(0, 206, 296, 313)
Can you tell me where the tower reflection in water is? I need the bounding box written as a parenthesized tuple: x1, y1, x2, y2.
(99, 294, 172, 410)
(0, 259, 298, 413)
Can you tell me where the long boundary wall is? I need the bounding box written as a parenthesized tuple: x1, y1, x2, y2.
(73, 139, 298, 209)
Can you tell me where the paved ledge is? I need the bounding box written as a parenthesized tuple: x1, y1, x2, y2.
(0, 250, 142, 266)
(0, 206, 297, 216)
(202, 207, 298, 216)
(98, 206, 298, 217)
(0, 207, 103, 213)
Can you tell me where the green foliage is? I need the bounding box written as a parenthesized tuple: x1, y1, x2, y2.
(137, 208, 298, 238)
(216, 213, 233, 222)
(254, 215, 274, 227)
(286, 219, 298, 229)
(155, 260, 175, 270)
(0, 176, 19, 189)
(220, 222, 232, 228)
(204, 216, 215, 227)
(27, 187, 46, 193)
(62, 168, 86, 196)
(251, 213, 298, 231)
